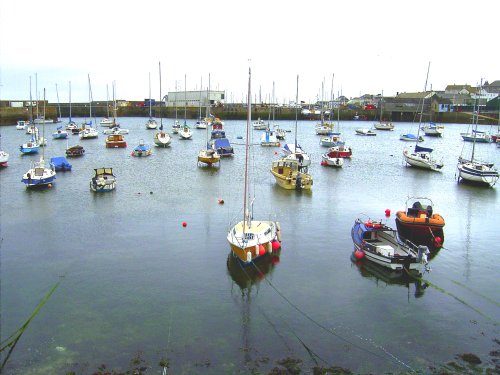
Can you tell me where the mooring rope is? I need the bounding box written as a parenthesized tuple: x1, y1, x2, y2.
(250, 261, 415, 371)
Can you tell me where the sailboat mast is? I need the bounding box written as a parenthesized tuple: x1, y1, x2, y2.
(294, 75, 299, 149)
(29, 76, 33, 124)
(471, 78, 483, 162)
(272, 81, 275, 123)
(88, 74, 92, 121)
(69, 81, 72, 122)
(106, 84, 110, 118)
(42, 88, 46, 161)
(159, 62, 163, 130)
(149, 72, 152, 119)
(329, 74, 334, 123)
(417, 62, 431, 132)
(55, 83, 62, 121)
(184, 74, 187, 125)
(243, 67, 252, 228)
(199, 76, 203, 120)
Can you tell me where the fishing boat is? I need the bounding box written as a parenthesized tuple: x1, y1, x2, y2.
(227, 67, 282, 265)
(50, 156, 72, 171)
(355, 128, 376, 136)
(66, 144, 85, 157)
(260, 128, 280, 147)
(103, 126, 129, 135)
(20, 136, 40, 154)
(274, 125, 286, 140)
(52, 126, 68, 139)
(105, 134, 127, 148)
(457, 80, 499, 187)
(90, 167, 116, 192)
(321, 151, 344, 167)
(132, 140, 152, 157)
(16, 120, 28, 130)
(153, 63, 172, 148)
(319, 133, 343, 147)
(207, 115, 234, 156)
(271, 157, 313, 190)
(403, 63, 443, 172)
(351, 218, 430, 272)
(252, 117, 267, 130)
(422, 122, 444, 137)
(395, 197, 445, 249)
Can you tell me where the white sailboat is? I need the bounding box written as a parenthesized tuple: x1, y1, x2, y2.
(403, 62, 443, 172)
(227, 67, 281, 264)
(0, 133, 9, 167)
(373, 91, 394, 130)
(179, 74, 193, 140)
(145, 72, 158, 130)
(79, 75, 99, 139)
(100, 84, 114, 127)
(21, 88, 56, 188)
(154, 62, 172, 148)
(195, 76, 208, 129)
(457, 79, 499, 187)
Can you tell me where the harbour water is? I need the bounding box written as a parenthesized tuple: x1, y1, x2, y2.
(1, 118, 499, 374)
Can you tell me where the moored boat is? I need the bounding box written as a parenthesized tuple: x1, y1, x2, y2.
(374, 121, 394, 131)
(105, 134, 127, 148)
(270, 158, 313, 190)
(422, 122, 444, 137)
(132, 140, 152, 157)
(460, 129, 492, 143)
(66, 144, 85, 157)
(21, 157, 56, 187)
(351, 218, 430, 272)
(260, 129, 280, 146)
(395, 197, 445, 249)
(90, 167, 116, 192)
(355, 128, 376, 136)
(400, 133, 424, 142)
(52, 126, 68, 139)
(50, 156, 72, 171)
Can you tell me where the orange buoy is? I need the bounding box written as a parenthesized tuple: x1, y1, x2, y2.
(385, 209, 391, 217)
(258, 244, 266, 256)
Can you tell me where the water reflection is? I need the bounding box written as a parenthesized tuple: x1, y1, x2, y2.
(352, 256, 428, 299)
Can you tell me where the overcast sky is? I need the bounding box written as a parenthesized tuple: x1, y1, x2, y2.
(1, 0, 498, 104)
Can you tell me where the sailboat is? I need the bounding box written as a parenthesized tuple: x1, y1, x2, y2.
(314, 80, 335, 135)
(227, 67, 281, 264)
(261, 83, 280, 147)
(271, 75, 313, 190)
(281, 76, 311, 171)
(403, 62, 444, 172)
(172, 81, 181, 134)
(20, 77, 40, 154)
(0, 133, 9, 167)
(179, 74, 193, 140)
(145, 73, 158, 130)
(21, 88, 56, 188)
(373, 91, 394, 130)
(457, 79, 499, 187)
(197, 115, 221, 166)
(52, 84, 68, 139)
(65, 81, 78, 134)
(100, 85, 114, 127)
(79, 75, 99, 139)
(195, 76, 208, 129)
(154, 62, 172, 148)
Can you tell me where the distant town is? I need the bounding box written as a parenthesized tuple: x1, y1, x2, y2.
(1, 81, 500, 125)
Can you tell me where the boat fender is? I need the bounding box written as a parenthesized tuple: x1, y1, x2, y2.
(247, 251, 252, 263)
(354, 249, 364, 259)
(258, 244, 266, 256)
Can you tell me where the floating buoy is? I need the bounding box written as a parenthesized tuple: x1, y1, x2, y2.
(150, 191, 153, 194)
(434, 236, 442, 248)
(274, 151, 278, 155)
(321, 161, 328, 166)
(48, 183, 52, 188)
(354, 250, 365, 259)
(218, 198, 224, 204)
(258, 244, 266, 256)
(182, 221, 187, 227)
(385, 209, 391, 217)
(271, 240, 281, 250)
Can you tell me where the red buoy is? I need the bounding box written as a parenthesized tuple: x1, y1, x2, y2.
(258, 244, 266, 256)
(182, 221, 187, 227)
(385, 209, 391, 217)
(354, 250, 365, 259)
(271, 240, 281, 250)
(218, 198, 224, 204)
(274, 151, 278, 155)
(434, 236, 442, 248)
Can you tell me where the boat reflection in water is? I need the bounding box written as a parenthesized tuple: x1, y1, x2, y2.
(352, 253, 429, 299)
(226, 249, 281, 292)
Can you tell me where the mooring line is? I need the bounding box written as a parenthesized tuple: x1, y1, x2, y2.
(450, 280, 500, 308)
(251, 261, 414, 371)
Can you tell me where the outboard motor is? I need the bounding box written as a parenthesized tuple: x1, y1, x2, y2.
(295, 174, 302, 191)
(417, 245, 430, 265)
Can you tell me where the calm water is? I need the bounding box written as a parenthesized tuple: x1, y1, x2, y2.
(1, 118, 499, 374)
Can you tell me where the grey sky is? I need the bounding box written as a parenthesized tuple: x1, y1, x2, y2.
(1, 0, 498, 104)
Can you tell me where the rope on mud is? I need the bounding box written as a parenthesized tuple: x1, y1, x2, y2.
(250, 261, 414, 371)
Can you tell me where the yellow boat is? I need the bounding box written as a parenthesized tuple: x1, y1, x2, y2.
(270, 159, 313, 190)
(197, 148, 220, 166)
